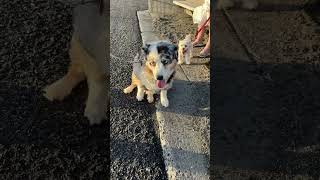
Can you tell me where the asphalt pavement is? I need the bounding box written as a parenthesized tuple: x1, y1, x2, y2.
(110, 0, 167, 179)
(0, 1, 109, 179)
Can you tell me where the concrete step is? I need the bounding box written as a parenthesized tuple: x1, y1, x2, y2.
(173, 0, 204, 16)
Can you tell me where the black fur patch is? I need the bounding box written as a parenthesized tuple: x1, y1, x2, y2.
(142, 44, 151, 55)
(157, 43, 179, 64)
(157, 45, 169, 54)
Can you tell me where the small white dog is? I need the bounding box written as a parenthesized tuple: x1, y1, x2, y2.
(217, 0, 258, 10)
(178, 34, 193, 65)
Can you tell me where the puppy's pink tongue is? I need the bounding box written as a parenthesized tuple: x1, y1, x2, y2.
(156, 80, 165, 88)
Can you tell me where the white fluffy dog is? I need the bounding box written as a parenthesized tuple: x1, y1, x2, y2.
(217, 0, 258, 10)
(178, 34, 193, 65)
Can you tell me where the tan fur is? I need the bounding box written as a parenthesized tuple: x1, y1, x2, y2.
(124, 65, 155, 103)
(44, 33, 108, 125)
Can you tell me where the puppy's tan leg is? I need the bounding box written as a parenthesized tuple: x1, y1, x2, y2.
(123, 84, 136, 94)
(44, 61, 85, 101)
(124, 74, 137, 94)
(146, 90, 154, 103)
(127, 73, 144, 101)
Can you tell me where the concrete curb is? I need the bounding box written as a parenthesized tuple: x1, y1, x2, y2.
(137, 10, 210, 180)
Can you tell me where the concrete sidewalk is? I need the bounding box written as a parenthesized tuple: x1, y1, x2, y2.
(137, 10, 210, 180)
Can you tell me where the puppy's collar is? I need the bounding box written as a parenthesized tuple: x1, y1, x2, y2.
(166, 71, 176, 84)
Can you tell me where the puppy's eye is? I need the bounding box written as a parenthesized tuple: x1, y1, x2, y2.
(162, 60, 168, 65)
(185, 45, 187, 47)
(150, 61, 156, 66)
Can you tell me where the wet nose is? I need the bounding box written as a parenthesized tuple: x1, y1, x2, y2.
(157, 75, 163, 80)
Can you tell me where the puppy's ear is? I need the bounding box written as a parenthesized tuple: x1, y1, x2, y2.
(142, 43, 151, 55)
(171, 44, 178, 60)
(186, 34, 192, 41)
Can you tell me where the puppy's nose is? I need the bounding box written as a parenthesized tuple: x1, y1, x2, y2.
(157, 75, 163, 80)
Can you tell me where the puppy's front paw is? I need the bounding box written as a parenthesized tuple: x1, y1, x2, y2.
(84, 104, 105, 125)
(186, 61, 191, 65)
(136, 94, 144, 101)
(178, 60, 184, 65)
(161, 98, 169, 107)
(123, 87, 132, 94)
(147, 96, 154, 103)
(43, 81, 70, 101)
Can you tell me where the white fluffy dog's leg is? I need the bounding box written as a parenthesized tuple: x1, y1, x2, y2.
(217, 0, 235, 9)
(242, 0, 258, 9)
(136, 85, 145, 101)
(186, 52, 191, 65)
(44, 58, 85, 101)
(178, 50, 184, 65)
(160, 90, 169, 107)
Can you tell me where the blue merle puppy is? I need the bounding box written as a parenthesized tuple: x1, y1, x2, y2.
(124, 41, 178, 107)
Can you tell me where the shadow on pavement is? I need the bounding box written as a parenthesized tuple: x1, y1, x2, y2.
(212, 54, 320, 179)
(220, 2, 307, 12)
(112, 139, 209, 175)
(115, 80, 210, 118)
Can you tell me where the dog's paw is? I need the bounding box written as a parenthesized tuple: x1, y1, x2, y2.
(186, 61, 191, 65)
(161, 98, 169, 107)
(136, 94, 144, 101)
(123, 87, 132, 94)
(178, 61, 184, 65)
(84, 104, 105, 125)
(43, 83, 70, 101)
(147, 96, 154, 103)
